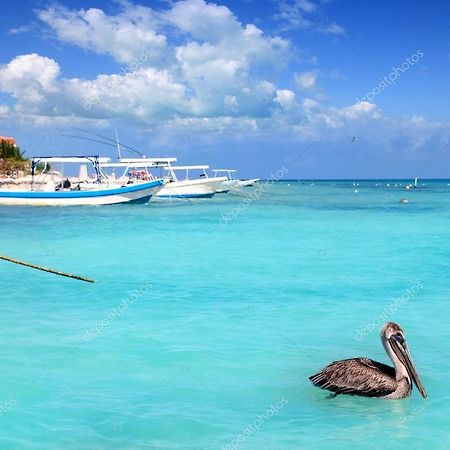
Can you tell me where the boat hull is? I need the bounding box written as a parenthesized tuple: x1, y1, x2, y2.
(237, 178, 260, 187)
(0, 179, 164, 206)
(154, 177, 227, 200)
(215, 179, 240, 193)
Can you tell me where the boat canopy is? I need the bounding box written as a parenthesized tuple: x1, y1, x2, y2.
(169, 165, 209, 171)
(100, 162, 160, 168)
(120, 158, 177, 165)
(31, 156, 111, 164)
(212, 169, 237, 173)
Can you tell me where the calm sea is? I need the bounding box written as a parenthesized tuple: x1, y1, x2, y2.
(1, 180, 449, 449)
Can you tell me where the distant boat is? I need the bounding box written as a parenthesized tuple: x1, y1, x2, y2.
(212, 169, 259, 192)
(236, 178, 261, 187)
(0, 156, 165, 206)
(155, 165, 226, 199)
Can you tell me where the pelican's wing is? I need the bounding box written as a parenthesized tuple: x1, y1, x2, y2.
(309, 358, 397, 397)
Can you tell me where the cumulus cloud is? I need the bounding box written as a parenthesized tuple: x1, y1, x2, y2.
(0, 0, 447, 163)
(165, 0, 241, 42)
(37, 4, 167, 65)
(338, 101, 379, 120)
(0, 0, 292, 124)
(275, 89, 296, 108)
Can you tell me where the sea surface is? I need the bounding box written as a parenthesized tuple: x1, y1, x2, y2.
(1, 180, 449, 449)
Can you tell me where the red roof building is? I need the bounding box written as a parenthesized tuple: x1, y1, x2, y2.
(0, 136, 16, 146)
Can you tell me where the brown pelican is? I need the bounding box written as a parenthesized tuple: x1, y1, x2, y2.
(309, 322, 427, 399)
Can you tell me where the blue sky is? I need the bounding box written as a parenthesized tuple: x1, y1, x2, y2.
(0, 0, 449, 178)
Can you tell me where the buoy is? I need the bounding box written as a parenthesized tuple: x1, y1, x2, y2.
(400, 198, 409, 204)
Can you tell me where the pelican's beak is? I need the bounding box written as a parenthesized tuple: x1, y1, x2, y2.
(389, 335, 427, 398)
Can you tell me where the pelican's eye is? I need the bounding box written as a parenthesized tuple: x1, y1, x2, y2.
(392, 333, 405, 345)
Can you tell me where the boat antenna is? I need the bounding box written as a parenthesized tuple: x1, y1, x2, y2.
(115, 128, 122, 161)
(71, 127, 145, 157)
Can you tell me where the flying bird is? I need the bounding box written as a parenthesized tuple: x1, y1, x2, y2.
(309, 322, 427, 399)
(351, 136, 356, 142)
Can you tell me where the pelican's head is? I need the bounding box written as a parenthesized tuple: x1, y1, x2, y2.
(381, 322, 427, 398)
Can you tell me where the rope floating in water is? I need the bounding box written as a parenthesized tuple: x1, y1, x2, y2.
(0, 255, 95, 284)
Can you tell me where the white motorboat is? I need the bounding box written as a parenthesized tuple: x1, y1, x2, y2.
(211, 169, 240, 193)
(236, 178, 261, 187)
(0, 156, 165, 206)
(156, 165, 226, 199)
(101, 159, 227, 200)
(212, 169, 260, 192)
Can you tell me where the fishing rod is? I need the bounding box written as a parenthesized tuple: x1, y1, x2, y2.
(61, 134, 121, 151)
(62, 133, 146, 159)
(71, 127, 145, 157)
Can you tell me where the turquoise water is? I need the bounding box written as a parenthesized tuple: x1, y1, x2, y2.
(1, 180, 449, 449)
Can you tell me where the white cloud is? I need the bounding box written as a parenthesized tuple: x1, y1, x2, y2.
(273, 0, 345, 35)
(302, 98, 319, 109)
(0, 0, 447, 163)
(275, 89, 295, 108)
(0, 53, 61, 112)
(338, 101, 378, 119)
(165, 0, 241, 42)
(0, 104, 10, 115)
(38, 5, 167, 65)
(273, 0, 316, 31)
(27, 0, 291, 121)
(323, 23, 345, 35)
(294, 70, 318, 90)
(8, 25, 31, 35)
(0, 53, 59, 93)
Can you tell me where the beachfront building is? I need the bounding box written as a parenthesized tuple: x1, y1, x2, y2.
(0, 136, 28, 178)
(0, 136, 16, 147)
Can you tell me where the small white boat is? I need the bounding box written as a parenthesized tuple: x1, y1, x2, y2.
(0, 156, 165, 206)
(236, 178, 261, 187)
(156, 165, 226, 199)
(212, 170, 260, 192)
(212, 169, 240, 193)
(103, 159, 227, 200)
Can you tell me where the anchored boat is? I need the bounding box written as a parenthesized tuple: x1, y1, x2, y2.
(156, 165, 226, 199)
(101, 159, 227, 200)
(212, 169, 259, 192)
(0, 156, 165, 206)
(212, 169, 240, 193)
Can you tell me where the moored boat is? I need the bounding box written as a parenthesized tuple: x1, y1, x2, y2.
(212, 169, 240, 193)
(155, 165, 226, 199)
(102, 159, 227, 200)
(0, 156, 165, 206)
(236, 178, 260, 187)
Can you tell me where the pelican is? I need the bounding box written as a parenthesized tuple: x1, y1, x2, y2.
(309, 322, 427, 399)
